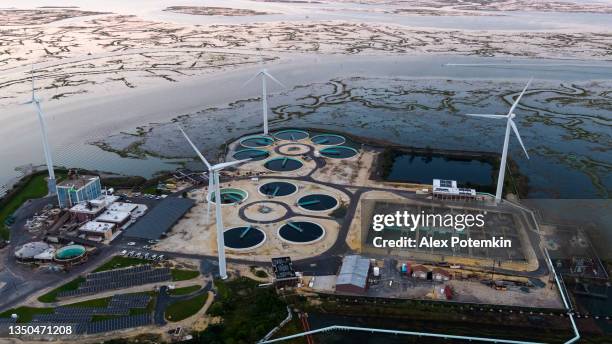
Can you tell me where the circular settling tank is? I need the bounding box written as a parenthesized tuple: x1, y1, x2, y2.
(320, 146, 358, 159)
(209, 188, 248, 204)
(55, 245, 86, 261)
(311, 134, 346, 146)
(297, 194, 338, 212)
(232, 149, 269, 161)
(224, 226, 266, 250)
(259, 181, 298, 197)
(278, 221, 325, 244)
(273, 129, 309, 141)
(240, 136, 274, 148)
(264, 157, 303, 172)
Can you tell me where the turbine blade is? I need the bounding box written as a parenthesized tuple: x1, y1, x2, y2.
(241, 71, 262, 88)
(510, 120, 529, 159)
(507, 78, 533, 116)
(177, 126, 212, 170)
(212, 158, 251, 170)
(263, 71, 285, 88)
(465, 114, 506, 119)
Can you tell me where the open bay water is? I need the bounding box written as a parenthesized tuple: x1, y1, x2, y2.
(1, 54, 610, 199)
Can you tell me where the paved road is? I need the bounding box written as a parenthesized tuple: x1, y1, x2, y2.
(154, 281, 213, 325)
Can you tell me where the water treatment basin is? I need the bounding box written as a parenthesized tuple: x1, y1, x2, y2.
(278, 221, 325, 244)
(232, 149, 270, 161)
(264, 157, 303, 172)
(259, 181, 298, 197)
(319, 146, 358, 159)
(273, 129, 309, 141)
(297, 194, 339, 212)
(208, 188, 248, 204)
(224, 226, 266, 250)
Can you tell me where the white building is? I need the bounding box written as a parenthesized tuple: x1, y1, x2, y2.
(432, 179, 476, 199)
(79, 221, 116, 241)
(95, 210, 131, 227)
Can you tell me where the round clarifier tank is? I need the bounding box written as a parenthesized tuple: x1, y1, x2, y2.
(232, 149, 269, 161)
(297, 194, 338, 212)
(278, 221, 325, 244)
(208, 188, 248, 204)
(273, 129, 309, 141)
(311, 134, 346, 146)
(224, 226, 266, 250)
(319, 146, 358, 159)
(240, 136, 274, 148)
(258, 181, 298, 197)
(54, 245, 86, 261)
(264, 157, 303, 172)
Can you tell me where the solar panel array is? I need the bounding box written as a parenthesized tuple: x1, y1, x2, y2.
(0, 318, 16, 324)
(26, 294, 153, 335)
(58, 265, 171, 298)
(85, 314, 152, 334)
(125, 196, 195, 239)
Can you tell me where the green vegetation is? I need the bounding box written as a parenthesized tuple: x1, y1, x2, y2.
(0, 172, 53, 240)
(330, 202, 348, 219)
(168, 285, 201, 296)
(165, 292, 208, 322)
(94, 256, 149, 272)
(194, 277, 287, 343)
(69, 297, 111, 308)
(171, 269, 200, 281)
(37, 276, 85, 303)
(0, 306, 54, 323)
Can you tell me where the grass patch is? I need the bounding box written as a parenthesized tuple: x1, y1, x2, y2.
(93, 256, 149, 272)
(171, 269, 199, 281)
(165, 292, 208, 322)
(0, 306, 54, 323)
(0, 173, 51, 240)
(37, 276, 85, 303)
(194, 277, 287, 343)
(69, 297, 111, 308)
(168, 285, 201, 296)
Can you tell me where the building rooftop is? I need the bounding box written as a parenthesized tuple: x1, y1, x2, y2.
(107, 202, 138, 213)
(336, 255, 370, 288)
(79, 221, 115, 233)
(57, 175, 99, 190)
(96, 210, 131, 224)
(271, 256, 297, 280)
(14, 241, 55, 259)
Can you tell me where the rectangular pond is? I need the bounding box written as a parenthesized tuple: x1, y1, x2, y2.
(383, 151, 496, 190)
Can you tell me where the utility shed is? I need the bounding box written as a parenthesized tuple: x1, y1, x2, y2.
(336, 255, 370, 294)
(271, 256, 298, 288)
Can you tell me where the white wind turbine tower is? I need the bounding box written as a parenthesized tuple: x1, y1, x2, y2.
(242, 52, 285, 136)
(465, 78, 532, 204)
(178, 127, 250, 279)
(25, 66, 57, 194)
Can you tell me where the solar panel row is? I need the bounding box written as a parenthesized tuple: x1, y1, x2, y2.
(58, 268, 171, 297)
(86, 314, 153, 334)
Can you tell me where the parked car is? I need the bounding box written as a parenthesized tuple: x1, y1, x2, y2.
(157, 254, 165, 261)
(151, 254, 158, 260)
(120, 250, 127, 256)
(127, 242, 136, 246)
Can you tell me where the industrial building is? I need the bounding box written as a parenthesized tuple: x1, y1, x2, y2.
(335, 255, 370, 294)
(78, 221, 116, 241)
(69, 195, 119, 221)
(271, 257, 299, 288)
(14, 242, 55, 263)
(432, 179, 476, 200)
(95, 210, 131, 228)
(57, 173, 102, 208)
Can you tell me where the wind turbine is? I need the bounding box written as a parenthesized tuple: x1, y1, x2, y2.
(242, 53, 285, 136)
(178, 127, 250, 279)
(24, 66, 57, 194)
(465, 78, 532, 204)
